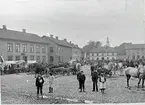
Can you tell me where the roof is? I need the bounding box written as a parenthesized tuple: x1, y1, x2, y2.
(48, 37, 72, 48)
(125, 44, 145, 49)
(0, 28, 48, 44)
(67, 42, 82, 51)
(89, 47, 116, 53)
(43, 35, 81, 48)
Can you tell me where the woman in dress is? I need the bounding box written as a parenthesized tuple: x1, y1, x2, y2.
(99, 73, 106, 94)
(48, 73, 55, 93)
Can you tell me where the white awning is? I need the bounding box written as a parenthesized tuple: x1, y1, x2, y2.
(27, 60, 37, 64)
(5, 61, 16, 65)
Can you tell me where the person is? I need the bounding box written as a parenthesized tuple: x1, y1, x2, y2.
(48, 73, 55, 93)
(99, 73, 106, 94)
(78, 71, 86, 92)
(35, 73, 44, 99)
(91, 69, 99, 92)
(77, 71, 81, 89)
(91, 64, 95, 75)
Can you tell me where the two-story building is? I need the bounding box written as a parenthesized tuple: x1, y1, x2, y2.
(0, 25, 49, 63)
(68, 42, 82, 61)
(125, 44, 145, 60)
(42, 35, 72, 64)
(87, 47, 117, 60)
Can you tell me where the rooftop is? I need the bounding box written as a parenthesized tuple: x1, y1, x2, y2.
(0, 26, 48, 44)
(89, 47, 116, 53)
(125, 44, 145, 49)
(43, 35, 81, 49)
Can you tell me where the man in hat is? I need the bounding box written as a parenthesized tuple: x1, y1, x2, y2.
(78, 71, 86, 92)
(91, 69, 99, 92)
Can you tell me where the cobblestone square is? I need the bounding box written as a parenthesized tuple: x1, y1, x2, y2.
(1, 65, 145, 104)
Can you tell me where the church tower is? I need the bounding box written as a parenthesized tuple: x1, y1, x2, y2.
(106, 37, 110, 47)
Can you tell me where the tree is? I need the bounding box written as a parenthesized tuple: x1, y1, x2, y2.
(82, 41, 102, 52)
(95, 41, 102, 48)
(88, 41, 96, 46)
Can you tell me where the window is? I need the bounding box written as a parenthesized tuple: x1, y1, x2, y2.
(58, 56, 61, 62)
(36, 45, 40, 53)
(15, 43, 20, 52)
(137, 55, 140, 59)
(15, 56, 20, 61)
(22, 44, 27, 53)
(42, 46, 46, 53)
(132, 55, 135, 59)
(94, 53, 97, 56)
(42, 56, 46, 62)
(90, 53, 92, 56)
(36, 56, 40, 62)
(8, 56, 13, 61)
(99, 53, 102, 56)
(104, 53, 107, 56)
(50, 56, 54, 62)
(30, 45, 34, 53)
(30, 55, 34, 60)
(109, 53, 112, 56)
(7, 43, 13, 52)
(50, 47, 53, 53)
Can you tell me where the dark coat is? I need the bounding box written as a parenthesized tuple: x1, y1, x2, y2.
(78, 74, 86, 82)
(77, 72, 81, 80)
(91, 71, 99, 82)
(35, 77, 44, 87)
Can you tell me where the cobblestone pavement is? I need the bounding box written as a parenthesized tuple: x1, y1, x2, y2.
(1, 65, 145, 104)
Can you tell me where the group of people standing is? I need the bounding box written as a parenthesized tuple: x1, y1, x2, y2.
(77, 68, 107, 94)
(35, 61, 108, 100)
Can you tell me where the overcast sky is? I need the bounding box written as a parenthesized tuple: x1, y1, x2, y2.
(0, 0, 145, 48)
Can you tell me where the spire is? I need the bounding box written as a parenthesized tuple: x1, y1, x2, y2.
(106, 37, 110, 47)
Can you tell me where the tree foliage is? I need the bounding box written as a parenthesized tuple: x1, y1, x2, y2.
(82, 41, 102, 52)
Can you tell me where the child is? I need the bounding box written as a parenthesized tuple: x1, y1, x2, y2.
(35, 73, 44, 99)
(48, 73, 55, 93)
(99, 73, 106, 94)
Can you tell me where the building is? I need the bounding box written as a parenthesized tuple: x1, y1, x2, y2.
(114, 43, 132, 60)
(87, 47, 117, 60)
(68, 42, 82, 61)
(0, 25, 49, 63)
(125, 44, 145, 60)
(42, 35, 73, 64)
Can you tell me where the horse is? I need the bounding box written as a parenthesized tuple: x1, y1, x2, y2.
(125, 64, 145, 89)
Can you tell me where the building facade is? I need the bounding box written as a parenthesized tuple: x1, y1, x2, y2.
(86, 47, 117, 60)
(125, 44, 145, 60)
(42, 35, 73, 64)
(0, 25, 49, 63)
(71, 44, 82, 61)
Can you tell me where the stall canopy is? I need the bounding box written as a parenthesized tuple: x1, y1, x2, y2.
(27, 60, 37, 64)
(16, 60, 25, 64)
(5, 61, 16, 65)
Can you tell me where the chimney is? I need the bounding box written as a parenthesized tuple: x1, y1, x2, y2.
(50, 34, 53, 38)
(56, 36, 58, 40)
(64, 38, 67, 42)
(69, 41, 72, 44)
(22, 29, 26, 33)
(2, 25, 7, 30)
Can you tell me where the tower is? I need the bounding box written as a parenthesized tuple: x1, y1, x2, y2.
(106, 37, 110, 47)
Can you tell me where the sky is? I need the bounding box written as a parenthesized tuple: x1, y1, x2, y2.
(0, 0, 145, 48)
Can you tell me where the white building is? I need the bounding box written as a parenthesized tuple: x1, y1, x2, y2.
(87, 47, 117, 60)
